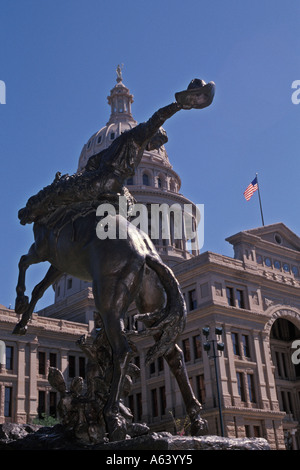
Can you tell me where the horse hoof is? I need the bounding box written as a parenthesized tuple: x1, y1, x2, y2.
(12, 323, 28, 335)
(15, 296, 29, 314)
(191, 417, 208, 436)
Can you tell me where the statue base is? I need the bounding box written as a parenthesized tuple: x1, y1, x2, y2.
(0, 423, 270, 451)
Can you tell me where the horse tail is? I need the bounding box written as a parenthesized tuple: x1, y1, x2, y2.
(138, 254, 187, 365)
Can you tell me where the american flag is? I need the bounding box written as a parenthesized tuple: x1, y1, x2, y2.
(243, 177, 258, 201)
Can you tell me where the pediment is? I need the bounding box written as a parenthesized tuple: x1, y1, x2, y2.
(245, 223, 300, 252)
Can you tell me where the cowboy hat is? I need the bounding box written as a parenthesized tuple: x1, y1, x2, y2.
(175, 78, 215, 109)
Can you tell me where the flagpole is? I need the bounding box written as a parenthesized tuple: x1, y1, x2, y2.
(256, 172, 265, 226)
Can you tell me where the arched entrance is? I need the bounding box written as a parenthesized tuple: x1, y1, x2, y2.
(268, 310, 300, 449)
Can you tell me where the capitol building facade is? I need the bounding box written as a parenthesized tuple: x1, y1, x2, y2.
(0, 72, 300, 450)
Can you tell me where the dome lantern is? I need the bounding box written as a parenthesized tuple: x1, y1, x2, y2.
(107, 64, 135, 125)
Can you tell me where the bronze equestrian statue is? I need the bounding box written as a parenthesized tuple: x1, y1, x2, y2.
(13, 77, 215, 442)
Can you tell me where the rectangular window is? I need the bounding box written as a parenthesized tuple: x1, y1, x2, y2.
(6, 346, 13, 370)
(275, 351, 282, 377)
(226, 287, 234, 306)
(236, 372, 246, 402)
(193, 335, 202, 360)
(151, 389, 158, 417)
(182, 338, 191, 362)
(196, 374, 206, 404)
(247, 374, 256, 403)
(236, 289, 245, 309)
(49, 391, 57, 417)
(68, 355, 76, 378)
(79, 356, 85, 379)
(137, 393, 142, 421)
(4, 386, 12, 417)
(158, 356, 164, 372)
(38, 390, 46, 418)
(188, 289, 197, 311)
(38, 352, 46, 375)
(231, 333, 240, 356)
(159, 386, 166, 415)
(242, 335, 250, 358)
(67, 278, 72, 289)
(149, 362, 155, 375)
(49, 353, 57, 368)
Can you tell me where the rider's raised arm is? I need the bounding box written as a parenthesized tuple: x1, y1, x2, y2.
(131, 101, 182, 147)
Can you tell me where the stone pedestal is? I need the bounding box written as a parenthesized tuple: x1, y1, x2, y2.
(0, 423, 270, 451)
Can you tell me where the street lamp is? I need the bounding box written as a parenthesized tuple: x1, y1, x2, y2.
(202, 326, 225, 437)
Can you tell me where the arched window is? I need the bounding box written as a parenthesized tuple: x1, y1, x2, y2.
(157, 177, 162, 189)
(143, 173, 150, 186)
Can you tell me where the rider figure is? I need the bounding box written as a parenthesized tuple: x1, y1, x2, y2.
(18, 101, 182, 226)
(18, 77, 214, 226)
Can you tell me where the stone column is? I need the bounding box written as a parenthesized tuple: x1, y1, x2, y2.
(16, 340, 27, 423)
(28, 338, 38, 422)
(262, 332, 279, 409)
(291, 428, 298, 450)
(224, 329, 239, 405)
(252, 331, 270, 409)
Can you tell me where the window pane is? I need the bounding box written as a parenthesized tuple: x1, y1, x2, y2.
(236, 289, 245, 309)
(226, 287, 234, 306)
(79, 357, 85, 379)
(151, 389, 158, 417)
(193, 335, 202, 359)
(232, 333, 240, 356)
(159, 386, 166, 415)
(237, 372, 246, 401)
(38, 352, 46, 375)
(196, 374, 206, 404)
(137, 393, 142, 421)
(242, 335, 250, 358)
(38, 390, 46, 418)
(247, 374, 256, 403)
(182, 338, 191, 362)
(49, 391, 57, 417)
(143, 173, 149, 186)
(188, 289, 197, 310)
(49, 353, 57, 368)
(4, 387, 12, 417)
(69, 355, 76, 378)
(6, 346, 13, 370)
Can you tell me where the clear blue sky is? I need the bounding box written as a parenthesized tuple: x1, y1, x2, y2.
(0, 0, 299, 310)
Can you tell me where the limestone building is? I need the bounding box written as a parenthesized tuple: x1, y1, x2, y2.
(0, 71, 299, 450)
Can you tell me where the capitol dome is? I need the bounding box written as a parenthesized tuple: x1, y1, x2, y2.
(77, 67, 176, 180)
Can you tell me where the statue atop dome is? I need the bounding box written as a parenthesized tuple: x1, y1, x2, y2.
(116, 63, 123, 82)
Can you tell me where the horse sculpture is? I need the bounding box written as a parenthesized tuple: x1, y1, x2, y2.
(13, 77, 215, 442)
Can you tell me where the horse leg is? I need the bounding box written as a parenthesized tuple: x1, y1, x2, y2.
(15, 243, 42, 315)
(13, 265, 62, 335)
(164, 344, 208, 436)
(92, 268, 142, 442)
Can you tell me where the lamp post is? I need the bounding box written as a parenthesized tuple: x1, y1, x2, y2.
(202, 326, 225, 437)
